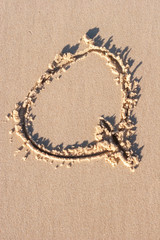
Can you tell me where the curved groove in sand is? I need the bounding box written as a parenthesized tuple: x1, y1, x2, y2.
(7, 34, 140, 171)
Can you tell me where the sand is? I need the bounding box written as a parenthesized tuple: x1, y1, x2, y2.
(0, 0, 160, 239)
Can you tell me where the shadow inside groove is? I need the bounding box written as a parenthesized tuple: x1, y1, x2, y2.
(27, 27, 143, 163)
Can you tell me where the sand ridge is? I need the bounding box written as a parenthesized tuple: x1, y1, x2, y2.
(6, 33, 140, 172)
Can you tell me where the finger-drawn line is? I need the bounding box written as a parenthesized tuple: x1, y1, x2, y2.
(7, 32, 142, 172)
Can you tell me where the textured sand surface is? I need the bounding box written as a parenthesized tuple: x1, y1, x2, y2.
(0, 0, 160, 239)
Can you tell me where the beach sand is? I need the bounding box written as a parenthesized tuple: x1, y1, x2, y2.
(0, 0, 160, 239)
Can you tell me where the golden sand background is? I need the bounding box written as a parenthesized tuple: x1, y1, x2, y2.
(0, 0, 160, 239)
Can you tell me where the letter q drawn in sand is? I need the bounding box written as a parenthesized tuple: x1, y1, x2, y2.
(6, 30, 142, 172)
